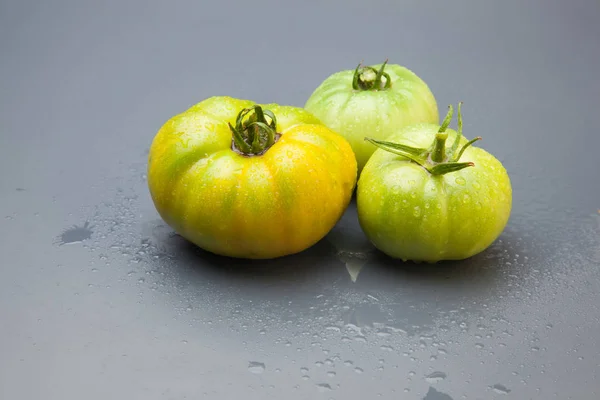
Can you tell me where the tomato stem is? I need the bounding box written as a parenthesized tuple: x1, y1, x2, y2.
(352, 60, 392, 91)
(365, 102, 481, 176)
(429, 161, 475, 175)
(431, 132, 448, 163)
(449, 102, 463, 156)
(230, 105, 279, 156)
(438, 105, 454, 134)
(453, 136, 481, 162)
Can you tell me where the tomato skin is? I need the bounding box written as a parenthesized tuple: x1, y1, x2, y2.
(304, 63, 439, 173)
(148, 96, 357, 259)
(356, 123, 512, 263)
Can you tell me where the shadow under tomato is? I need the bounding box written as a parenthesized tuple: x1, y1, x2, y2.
(138, 214, 540, 337)
(142, 220, 347, 291)
(356, 223, 532, 301)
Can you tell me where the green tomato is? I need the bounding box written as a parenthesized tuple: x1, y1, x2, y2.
(357, 104, 512, 263)
(304, 60, 439, 173)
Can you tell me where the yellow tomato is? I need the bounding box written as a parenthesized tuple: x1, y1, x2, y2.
(148, 96, 357, 259)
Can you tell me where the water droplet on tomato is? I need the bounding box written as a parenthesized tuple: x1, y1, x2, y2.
(462, 194, 471, 204)
(473, 181, 481, 189)
(408, 179, 416, 185)
(455, 177, 466, 185)
(413, 206, 421, 218)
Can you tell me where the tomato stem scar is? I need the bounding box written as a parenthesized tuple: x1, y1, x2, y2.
(352, 60, 392, 91)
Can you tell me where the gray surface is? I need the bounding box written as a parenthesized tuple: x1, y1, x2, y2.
(1, 0, 600, 398)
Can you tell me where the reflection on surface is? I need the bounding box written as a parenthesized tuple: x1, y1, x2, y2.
(423, 386, 453, 400)
(59, 161, 600, 399)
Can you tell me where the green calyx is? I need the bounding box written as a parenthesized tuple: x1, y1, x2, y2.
(352, 59, 392, 91)
(229, 105, 280, 156)
(365, 103, 482, 175)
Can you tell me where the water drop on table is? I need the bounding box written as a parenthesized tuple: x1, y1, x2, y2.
(425, 371, 447, 383)
(491, 384, 511, 394)
(316, 383, 332, 392)
(248, 362, 265, 374)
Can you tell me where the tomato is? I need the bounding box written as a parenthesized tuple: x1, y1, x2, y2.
(356, 104, 512, 262)
(148, 96, 357, 259)
(304, 60, 439, 173)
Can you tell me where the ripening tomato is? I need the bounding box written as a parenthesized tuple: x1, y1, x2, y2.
(148, 96, 357, 259)
(304, 60, 439, 173)
(357, 104, 512, 263)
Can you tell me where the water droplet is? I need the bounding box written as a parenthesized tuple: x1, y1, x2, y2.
(455, 177, 466, 185)
(354, 367, 364, 374)
(316, 383, 332, 392)
(315, 361, 324, 367)
(475, 343, 484, 349)
(491, 384, 511, 394)
(300, 367, 309, 374)
(462, 193, 471, 204)
(56, 222, 94, 245)
(408, 371, 416, 377)
(324, 358, 334, 366)
(327, 371, 336, 378)
(344, 360, 353, 366)
(425, 371, 447, 383)
(380, 344, 394, 351)
(248, 362, 265, 374)
(302, 375, 310, 380)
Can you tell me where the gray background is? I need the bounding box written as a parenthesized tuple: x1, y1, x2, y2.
(1, 0, 599, 399)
